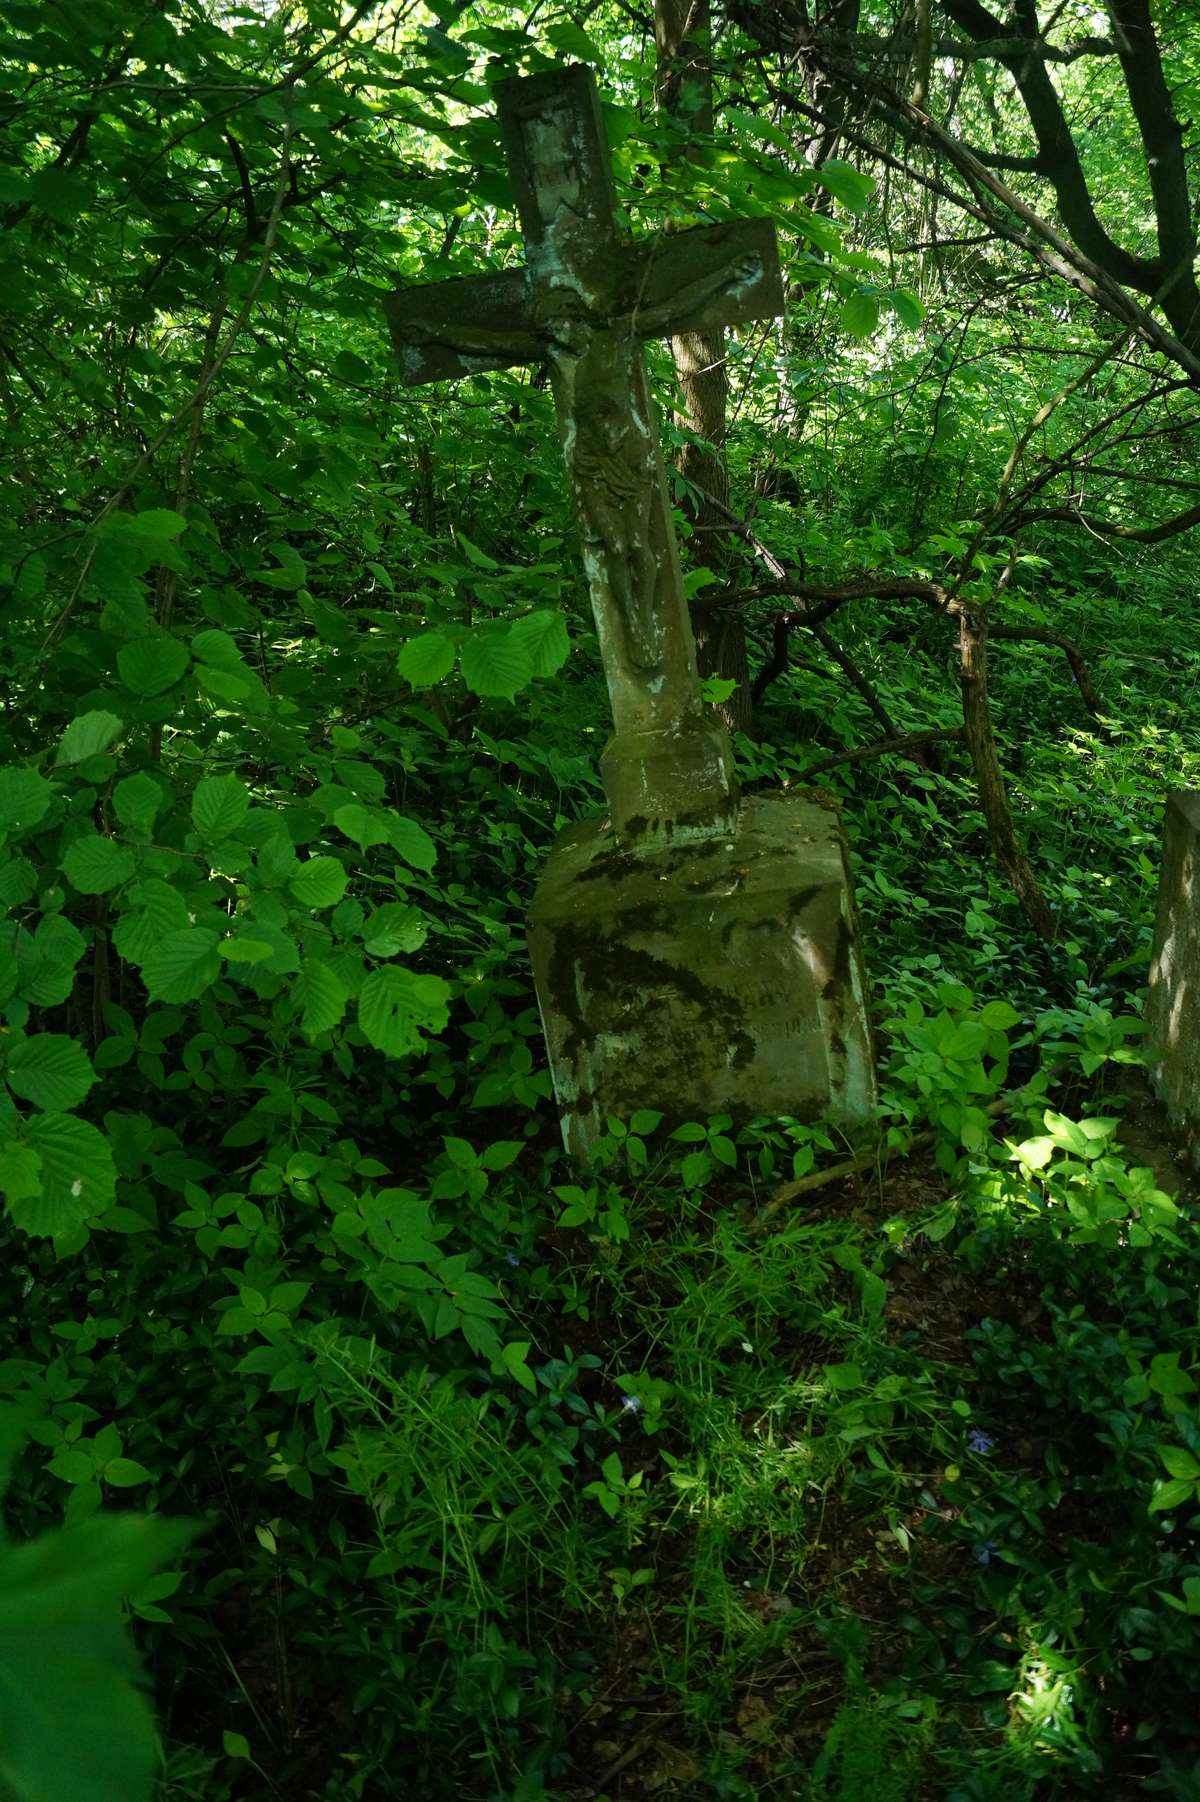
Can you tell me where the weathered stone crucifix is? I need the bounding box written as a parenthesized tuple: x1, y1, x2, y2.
(386, 63, 781, 839)
(386, 65, 876, 1156)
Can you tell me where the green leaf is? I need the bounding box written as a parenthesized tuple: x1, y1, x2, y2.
(290, 857, 348, 909)
(500, 1341, 538, 1394)
(8, 1112, 117, 1237)
(333, 804, 391, 850)
(545, 20, 604, 61)
(0, 855, 37, 910)
(223, 1730, 252, 1760)
(397, 632, 456, 687)
(818, 159, 875, 214)
(219, 937, 275, 964)
(141, 930, 222, 1003)
(0, 1142, 41, 1206)
(192, 774, 250, 839)
(192, 628, 242, 668)
(361, 903, 427, 956)
(889, 287, 925, 329)
(386, 815, 436, 871)
(824, 1361, 865, 1391)
(298, 958, 349, 1037)
(630, 1109, 663, 1136)
(0, 768, 53, 836)
(62, 836, 136, 896)
(359, 967, 451, 1058)
(104, 1459, 152, 1488)
(117, 638, 190, 697)
(127, 507, 188, 540)
(1150, 1353, 1196, 1398)
(839, 291, 880, 338)
(112, 881, 190, 965)
(18, 915, 86, 1006)
(112, 773, 164, 830)
(1149, 1477, 1195, 1514)
(459, 626, 534, 700)
(680, 1149, 712, 1188)
(978, 1000, 1020, 1031)
(480, 1140, 522, 1171)
(6, 1035, 96, 1111)
(509, 609, 569, 678)
(1160, 1446, 1200, 1481)
(55, 712, 125, 766)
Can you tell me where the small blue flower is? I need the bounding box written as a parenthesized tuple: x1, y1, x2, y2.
(504, 1251, 521, 1268)
(973, 1539, 997, 1567)
(968, 1428, 995, 1455)
(620, 1394, 642, 1415)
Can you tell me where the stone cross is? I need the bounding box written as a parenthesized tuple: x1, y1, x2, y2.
(384, 64, 877, 1159)
(385, 63, 783, 841)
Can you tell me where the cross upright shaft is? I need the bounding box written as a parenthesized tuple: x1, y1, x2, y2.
(386, 64, 784, 841)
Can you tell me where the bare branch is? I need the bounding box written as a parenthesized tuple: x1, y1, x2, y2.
(799, 726, 964, 780)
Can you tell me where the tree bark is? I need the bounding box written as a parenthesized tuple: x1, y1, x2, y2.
(655, 0, 754, 735)
(956, 603, 1058, 942)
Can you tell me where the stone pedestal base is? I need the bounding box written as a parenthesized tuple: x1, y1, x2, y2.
(1146, 793, 1200, 1156)
(527, 791, 876, 1162)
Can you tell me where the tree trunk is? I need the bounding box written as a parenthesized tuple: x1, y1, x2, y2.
(957, 603, 1058, 943)
(655, 0, 754, 735)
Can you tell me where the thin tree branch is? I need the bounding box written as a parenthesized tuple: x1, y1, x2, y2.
(799, 726, 964, 780)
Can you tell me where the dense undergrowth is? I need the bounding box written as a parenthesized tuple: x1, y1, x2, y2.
(6, 542, 1200, 1801)
(6, 3, 1200, 1798)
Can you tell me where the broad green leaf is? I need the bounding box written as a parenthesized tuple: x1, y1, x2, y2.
(839, 291, 880, 338)
(62, 836, 136, 896)
(112, 773, 164, 830)
(889, 287, 925, 329)
(192, 774, 250, 839)
(298, 959, 349, 1037)
(112, 882, 191, 965)
(6, 1035, 96, 1110)
(219, 937, 275, 963)
(978, 1000, 1020, 1030)
(141, 930, 222, 1003)
(480, 1140, 521, 1172)
(55, 712, 124, 767)
(0, 855, 36, 910)
(18, 915, 86, 1006)
(454, 532, 498, 569)
(0, 1511, 191, 1802)
(192, 628, 242, 668)
(8, 1112, 116, 1237)
(0, 1142, 41, 1206)
(510, 609, 569, 678)
(500, 1340, 537, 1393)
(818, 158, 875, 213)
(459, 627, 534, 700)
(361, 903, 427, 956)
(1150, 1352, 1196, 1397)
(397, 632, 456, 687)
(0, 768, 52, 836)
(128, 507, 188, 540)
(359, 967, 451, 1058)
(104, 1459, 151, 1488)
(545, 20, 604, 60)
(1149, 1477, 1195, 1514)
(1160, 1446, 1200, 1481)
(824, 1361, 865, 1391)
(385, 815, 436, 871)
(334, 804, 391, 850)
(290, 857, 348, 909)
(117, 638, 190, 697)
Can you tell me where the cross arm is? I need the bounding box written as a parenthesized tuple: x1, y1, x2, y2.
(620, 217, 783, 339)
(383, 266, 542, 386)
